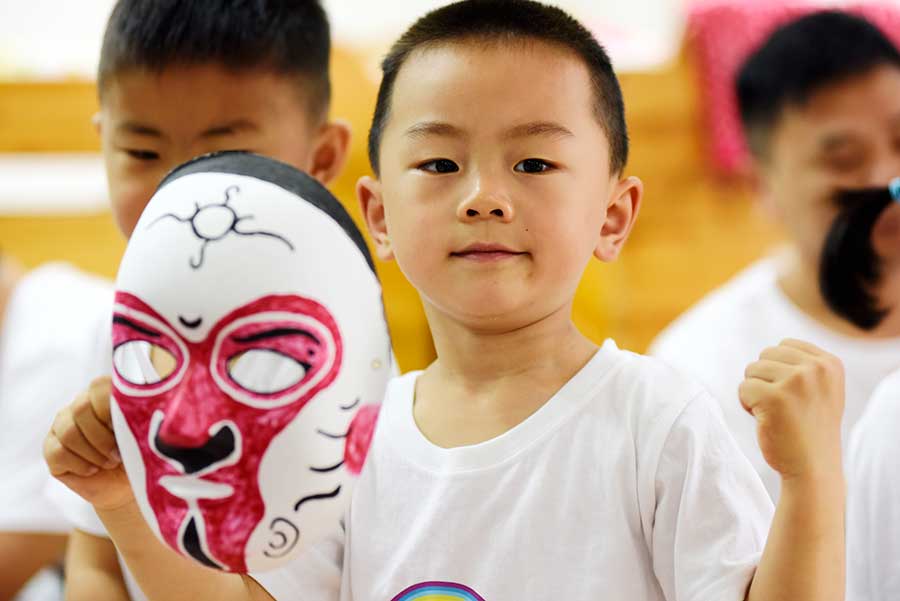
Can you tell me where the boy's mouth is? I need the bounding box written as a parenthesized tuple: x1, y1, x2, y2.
(451, 242, 528, 262)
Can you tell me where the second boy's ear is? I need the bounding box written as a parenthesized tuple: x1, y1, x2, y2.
(309, 120, 352, 186)
(92, 111, 102, 135)
(594, 175, 643, 263)
(744, 158, 782, 223)
(357, 175, 394, 261)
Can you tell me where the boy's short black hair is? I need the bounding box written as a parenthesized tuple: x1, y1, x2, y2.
(98, 0, 331, 117)
(737, 10, 900, 159)
(367, 0, 628, 176)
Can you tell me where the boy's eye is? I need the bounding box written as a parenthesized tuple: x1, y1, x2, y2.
(514, 159, 553, 173)
(418, 159, 459, 174)
(126, 149, 160, 161)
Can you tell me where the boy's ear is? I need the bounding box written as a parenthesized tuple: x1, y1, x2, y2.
(594, 175, 643, 263)
(746, 158, 781, 222)
(92, 112, 102, 135)
(309, 119, 352, 186)
(357, 175, 394, 261)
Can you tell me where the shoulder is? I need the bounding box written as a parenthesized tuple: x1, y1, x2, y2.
(590, 341, 712, 446)
(849, 369, 900, 467)
(364, 371, 418, 440)
(10, 263, 113, 330)
(649, 259, 778, 360)
(18, 262, 112, 301)
(6, 263, 113, 353)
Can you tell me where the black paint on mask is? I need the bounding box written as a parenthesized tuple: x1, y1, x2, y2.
(819, 186, 894, 330)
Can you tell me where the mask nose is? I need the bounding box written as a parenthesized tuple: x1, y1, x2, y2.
(153, 361, 237, 473)
(154, 421, 237, 474)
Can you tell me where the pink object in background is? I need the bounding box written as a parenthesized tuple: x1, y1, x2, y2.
(687, 1, 900, 175)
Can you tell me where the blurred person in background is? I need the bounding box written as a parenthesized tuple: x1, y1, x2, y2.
(651, 10, 900, 498)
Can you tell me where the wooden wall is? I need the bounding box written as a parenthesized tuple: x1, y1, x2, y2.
(0, 48, 783, 371)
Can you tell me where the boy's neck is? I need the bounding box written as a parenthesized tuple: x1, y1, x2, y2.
(776, 246, 900, 339)
(413, 301, 598, 448)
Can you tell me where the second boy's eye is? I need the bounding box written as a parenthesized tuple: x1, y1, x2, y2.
(514, 159, 553, 173)
(126, 149, 160, 161)
(418, 159, 460, 174)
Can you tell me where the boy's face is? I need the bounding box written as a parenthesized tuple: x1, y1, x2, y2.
(758, 65, 900, 272)
(360, 41, 640, 331)
(99, 64, 347, 237)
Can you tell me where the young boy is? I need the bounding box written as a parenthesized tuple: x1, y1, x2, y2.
(848, 368, 900, 601)
(41, 1, 351, 599)
(819, 180, 900, 601)
(46, 1, 846, 599)
(650, 11, 900, 499)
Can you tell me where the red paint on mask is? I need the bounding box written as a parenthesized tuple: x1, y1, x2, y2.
(112, 291, 342, 572)
(344, 404, 380, 475)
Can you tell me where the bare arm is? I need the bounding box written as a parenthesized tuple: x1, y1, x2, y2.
(747, 474, 845, 601)
(0, 532, 66, 601)
(741, 340, 846, 601)
(96, 499, 274, 601)
(64, 530, 130, 601)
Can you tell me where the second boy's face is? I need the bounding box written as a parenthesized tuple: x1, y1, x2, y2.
(365, 41, 639, 331)
(99, 64, 327, 237)
(761, 65, 900, 271)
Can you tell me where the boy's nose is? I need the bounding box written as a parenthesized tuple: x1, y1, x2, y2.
(457, 190, 515, 223)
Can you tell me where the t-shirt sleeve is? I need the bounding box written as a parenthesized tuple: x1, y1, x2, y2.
(0, 315, 101, 531)
(651, 393, 773, 601)
(43, 478, 109, 536)
(0, 358, 82, 533)
(249, 532, 343, 601)
(846, 385, 900, 601)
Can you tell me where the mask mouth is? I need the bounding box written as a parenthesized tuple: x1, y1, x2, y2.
(819, 177, 900, 330)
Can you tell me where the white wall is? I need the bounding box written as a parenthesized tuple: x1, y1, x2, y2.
(325, 0, 686, 70)
(0, 0, 687, 79)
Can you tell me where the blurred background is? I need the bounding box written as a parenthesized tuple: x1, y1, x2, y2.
(4, 0, 881, 372)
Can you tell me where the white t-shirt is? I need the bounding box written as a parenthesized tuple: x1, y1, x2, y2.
(846, 368, 900, 601)
(0, 263, 112, 532)
(650, 257, 900, 498)
(337, 340, 773, 601)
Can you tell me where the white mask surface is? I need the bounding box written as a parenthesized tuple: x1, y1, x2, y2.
(109, 152, 391, 573)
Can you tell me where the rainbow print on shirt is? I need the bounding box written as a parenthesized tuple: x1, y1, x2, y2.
(390, 581, 485, 600)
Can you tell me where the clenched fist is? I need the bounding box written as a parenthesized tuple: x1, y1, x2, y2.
(43, 376, 134, 511)
(740, 339, 845, 481)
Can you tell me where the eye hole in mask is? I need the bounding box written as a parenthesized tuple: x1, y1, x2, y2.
(819, 177, 900, 330)
(227, 349, 310, 395)
(114, 340, 178, 385)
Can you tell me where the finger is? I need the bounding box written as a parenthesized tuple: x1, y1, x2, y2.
(744, 359, 793, 383)
(779, 338, 828, 357)
(738, 377, 772, 415)
(43, 434, 101, 478)
(72, 396, 120, 463)
(87, 377, 113, 428)
(759, 344, 809, 366)
(51, 409, 111, 467)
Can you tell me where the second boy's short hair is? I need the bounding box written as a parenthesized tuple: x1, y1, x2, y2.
(367, 0, 629, 176)
(737, 11, 900, 159)
(98, 0, 332, 118)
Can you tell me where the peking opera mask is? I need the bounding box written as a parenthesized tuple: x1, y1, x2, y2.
(109, 152, 390, 573)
